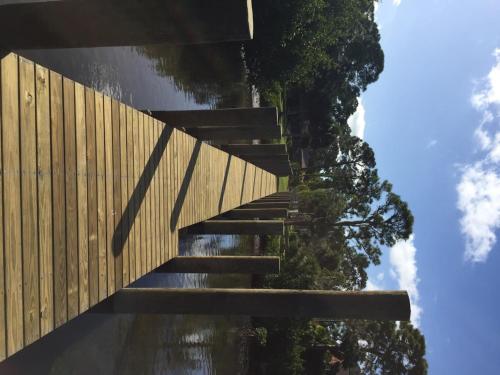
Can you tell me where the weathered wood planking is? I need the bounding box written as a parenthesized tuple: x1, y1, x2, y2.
(36, 64, 53, 340)
(0, 53, 277, 361)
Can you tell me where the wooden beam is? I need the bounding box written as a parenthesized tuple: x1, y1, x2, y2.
(0, 0, 254, 49)
(185, 220, 284, 235)
(244, 154, 289, 163)
(220, 208, 288, 219)
(150, 107, 278, 128)
(154, 256, 280, 274)
(99, 288, 411, 320)
(186, 126, 281, 141)
(222, 143, 287, 156)
(244, 202, 290, 209)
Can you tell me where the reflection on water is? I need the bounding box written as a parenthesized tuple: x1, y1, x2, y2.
(0, 236, 254, 375)
(18, 42, 252, 111)
(138, 43, 252, 108)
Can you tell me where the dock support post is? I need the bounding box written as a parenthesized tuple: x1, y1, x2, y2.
(184, 220, 284, 235)
(99, 288, 411, 320)
(244, 202, 290, 209)
(154, 256, 280, 274)
(219, 208, 288, 219)
(0, 0, 254, 49)
(150, 107, 278, 128)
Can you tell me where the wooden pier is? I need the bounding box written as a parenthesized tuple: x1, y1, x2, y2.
(0, 53, 277, 360)
(0, 52, 411, 363)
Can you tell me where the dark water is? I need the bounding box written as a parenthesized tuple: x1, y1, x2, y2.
(0, 235, 254, 375)
(0, 41, 255, 374)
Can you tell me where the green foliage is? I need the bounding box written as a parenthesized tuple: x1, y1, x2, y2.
(331, 320, 428, 374)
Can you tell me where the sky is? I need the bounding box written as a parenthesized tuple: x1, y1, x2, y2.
(347, 0, 500, 373)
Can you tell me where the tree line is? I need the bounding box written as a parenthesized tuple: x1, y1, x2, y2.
(243, 0, 428, 374)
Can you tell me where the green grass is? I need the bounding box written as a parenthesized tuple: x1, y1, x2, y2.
(278, 176, 289, 192)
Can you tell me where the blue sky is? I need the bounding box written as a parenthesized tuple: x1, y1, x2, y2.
(347, 0, 500, 373)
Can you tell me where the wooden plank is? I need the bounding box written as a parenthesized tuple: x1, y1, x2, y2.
(165, 124, 173, 262)
(75, 82, 89, 313)
(133, 109, 141, 279)
(104, 96, 115, 295)
(63, 77, 79, 320)
(49, 70, 67, 329)
(85, 87, 99, 307)
(139, 112, 146, 275)
(2, 53, 23, 356)
(153, 118, 160, 268)
(35, 64, 53, 339)
(158, 121, 165, 265)
(126, 106, 136, 282)
(0, 57, 6, 361)
(147, 115, 153, 271)
(19, 57, 40, 345)
(119, 103, 129, 286)
(111, 99, 122, 291)
(153, 120, 160, 267)
(95, 92, 107, 301)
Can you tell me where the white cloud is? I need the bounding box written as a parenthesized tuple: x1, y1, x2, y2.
(457, 164, 500, 262)
(365, 279, 381, 291)
(458, 48, 500, 263)
(393, 0, 402, 6)
(390, 236, 422, 326)
(347, 98, 366, 139)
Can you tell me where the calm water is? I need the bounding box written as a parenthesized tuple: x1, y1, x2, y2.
(0, 235, 254, 375)
(0, 42, 254, 374)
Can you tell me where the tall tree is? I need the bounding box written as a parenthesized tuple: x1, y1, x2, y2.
(333, 320, 428, 374)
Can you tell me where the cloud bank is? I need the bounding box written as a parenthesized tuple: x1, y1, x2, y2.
(390, 236, 422, 326)
(457, 48, 500, 262)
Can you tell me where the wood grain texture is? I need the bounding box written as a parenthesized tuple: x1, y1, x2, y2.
(19, 57, 40, 345)
(133, 109, 141, 279)
(75, 82, 89, 313)
(111, 99, 122, 291)
(119, 103, 129, 286)
(85, 87, 98, 307)
(95, 92, 107, 301)
(63, 78, 79, 320)
(0, 57, 7, 360)
(50, 70, 67, 329)
(2, 54, 23, 355)
(104, 96, 114, 295)
(126, 106, 136, 283)
(0, 52, 278, 361)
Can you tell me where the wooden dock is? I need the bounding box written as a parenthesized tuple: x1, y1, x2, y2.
(0, 53, 277, 360)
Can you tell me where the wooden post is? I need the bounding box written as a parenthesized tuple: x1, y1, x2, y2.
(98, 288, 411, 320)
(222, 143, 287, 156)
(258, 196, 290, 201)
(186, 126, 281, 141)
(185, 220, 284, 235)
(244, 155, 289, 163)
(0, 0, 254, 49)
(244, 202, 290, 209)
(155, 256, 280, 274)
(150, 107, 278, 128)
(220, 208, 288, 219)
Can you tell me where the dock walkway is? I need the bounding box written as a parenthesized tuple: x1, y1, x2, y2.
(0, 53, 276, 360)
